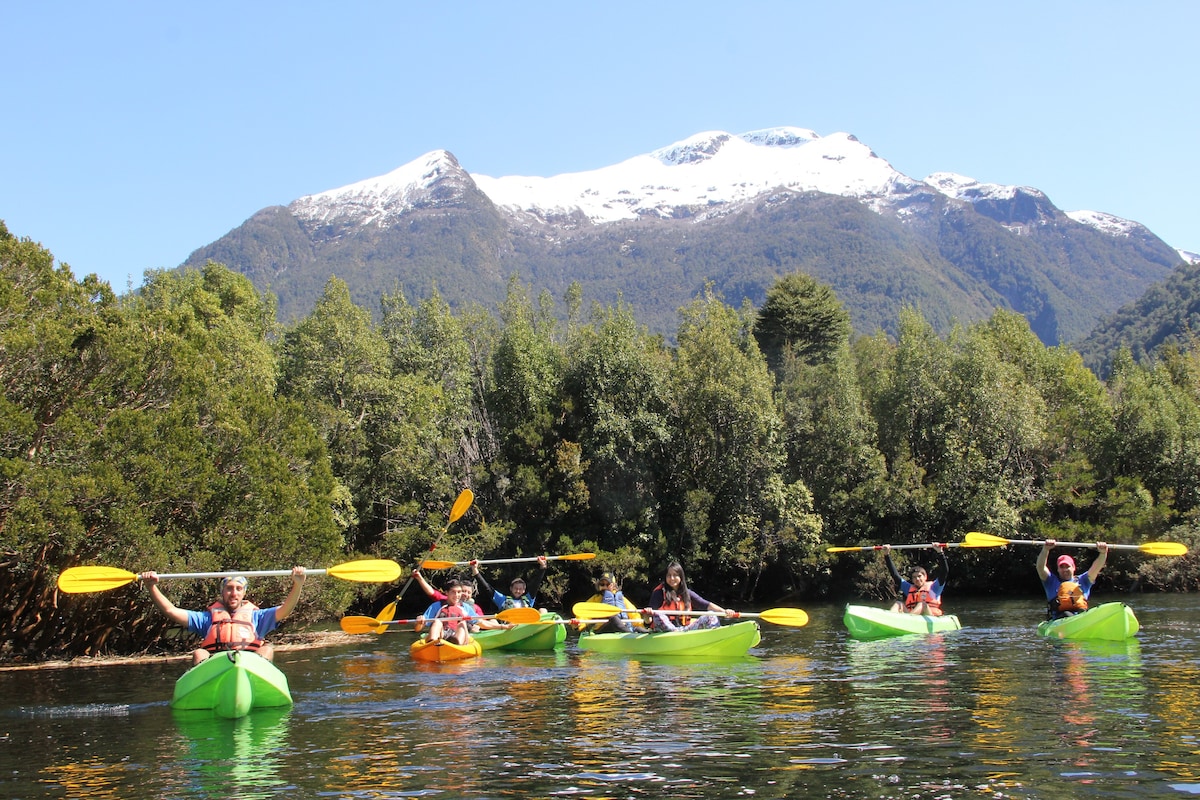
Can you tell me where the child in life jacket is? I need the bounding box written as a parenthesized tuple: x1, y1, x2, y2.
(472, 556, 547, 611)
(418, 578, 474, 645)
(883, 544, 948, 616)
(1036, 539, 1109, 619)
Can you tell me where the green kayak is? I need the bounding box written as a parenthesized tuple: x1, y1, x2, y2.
(578, 620, 760, 657)
(843, 604, 963, 640)
(1037, 602, 1139, 641)
(170, 650, 292, 719)
(474, 612, 567, 651)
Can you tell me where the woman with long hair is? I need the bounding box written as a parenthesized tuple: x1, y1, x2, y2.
(646, 561, 728, 631)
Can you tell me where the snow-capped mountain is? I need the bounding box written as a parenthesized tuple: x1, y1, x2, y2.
(290, 127, 1146, 244)
(188, 126, 1185, 348)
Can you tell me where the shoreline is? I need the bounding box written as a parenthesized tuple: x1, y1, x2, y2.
(0, 630, 360, 671)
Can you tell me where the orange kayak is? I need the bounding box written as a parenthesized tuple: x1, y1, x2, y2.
(409, 636, 482, 663)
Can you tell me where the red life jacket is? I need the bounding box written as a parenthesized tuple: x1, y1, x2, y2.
(201, 601, 263, 653)
(436, 603, 469, 632)
(1054, 581, 1087, 613)
(904, 584, 943, 616)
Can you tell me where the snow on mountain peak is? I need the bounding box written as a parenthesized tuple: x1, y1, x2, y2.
(473, 127, 915, 224)
(925, 171, 1046, 203)
(1066, 209, 1147, 238)
(285, 129, 1172, 252)
(291, 150, 465, 226)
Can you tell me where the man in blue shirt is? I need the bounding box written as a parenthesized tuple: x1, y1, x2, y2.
(1036, 539, 1108, 619)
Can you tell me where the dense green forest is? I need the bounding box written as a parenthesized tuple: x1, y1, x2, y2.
(3, 221, 1198, 661)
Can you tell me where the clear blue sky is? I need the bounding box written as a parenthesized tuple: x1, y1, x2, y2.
(4, 2, 1197, 292)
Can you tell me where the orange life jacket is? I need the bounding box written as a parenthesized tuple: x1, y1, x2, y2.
(1053, 581, 1088, 613)
(904, 584, 943, 616)
(654, 583, 691, 627)
(201, 601, 263, 653)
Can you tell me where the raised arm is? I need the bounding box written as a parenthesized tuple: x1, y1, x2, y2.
(1087, 542, 1109, 584)
(274, 566, 307, 623)
(934, 544, 950, 585)
(138, 572, 190, 627)
(882, 545, 903, 588)
(524, 556, 548, 603)
(1036, 539, 1055, 582)
(471, 562, 497, 597)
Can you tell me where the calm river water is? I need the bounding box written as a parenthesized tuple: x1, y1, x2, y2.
(2, 594, 1199, 799)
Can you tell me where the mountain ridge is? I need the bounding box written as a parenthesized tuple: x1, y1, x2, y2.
(183, 127, 1184, 345)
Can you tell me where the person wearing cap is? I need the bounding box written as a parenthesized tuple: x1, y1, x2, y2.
(472, 556, 548, 611)
(1036, 539, 1109, 619)
(138, 566, 307, 664)
(592, 571, 641, 633)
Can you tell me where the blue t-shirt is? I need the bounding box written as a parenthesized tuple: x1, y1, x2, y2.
(185, 605, 279, 640)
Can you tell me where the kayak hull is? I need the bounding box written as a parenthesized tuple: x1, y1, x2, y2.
(170, 650, 292, 719)
(474, 612, 566, 651)
(1037, 602, 1139, 641)
(843, 604, 963, 641)
(578, 620, 760, 657)
(410, 636, 483, 662)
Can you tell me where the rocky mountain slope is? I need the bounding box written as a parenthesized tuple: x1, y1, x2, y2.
(184, 128, 1184, 344)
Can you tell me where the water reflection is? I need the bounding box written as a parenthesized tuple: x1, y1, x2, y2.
(169, 706, 291, 798)
(8, 598, 1200, 798)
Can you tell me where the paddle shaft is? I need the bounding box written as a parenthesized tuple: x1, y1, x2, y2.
(572, 601, 809, 627)
(151, 569, 327, 580)
(1005, 540, 1155, 551)
(827, 543, 960, 553)
(421, 553, 595, 569)
(962, 531, 1186, 555)
(386, 488, 476, 613)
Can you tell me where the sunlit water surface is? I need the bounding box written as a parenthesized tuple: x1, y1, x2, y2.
(3, 596, 1199, 799)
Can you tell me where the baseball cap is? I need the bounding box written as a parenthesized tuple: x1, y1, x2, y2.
(1056, 555, 1075, 569)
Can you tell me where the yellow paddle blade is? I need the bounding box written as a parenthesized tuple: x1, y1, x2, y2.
(419, 559, 458, 570)
(496, 607, 542, 623)
(376, 600, 398, 623)
(554, 552, 596, 561)
(448, 489, 474, 525)
(756, 608, 810, 627)
(573, 601, 624, 618)
(340, 615, 388, 635)
(1139, 541, 1188, 556)
(56, 566, 138, 594)
(961, 531, 1011, 548)
(826, 545, 873, 553)
(326, 559, 403, 582)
